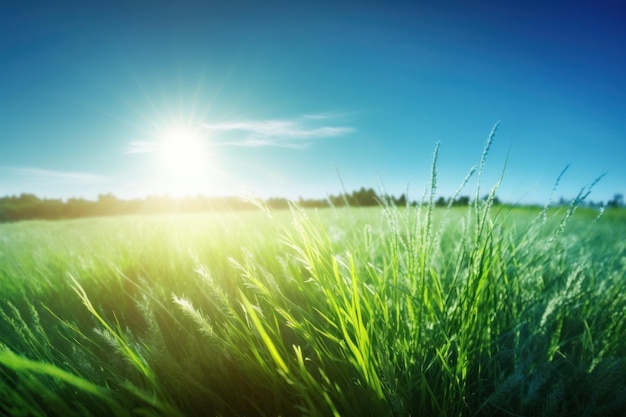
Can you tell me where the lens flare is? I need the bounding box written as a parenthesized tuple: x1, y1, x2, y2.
(155, 124, 211, 196)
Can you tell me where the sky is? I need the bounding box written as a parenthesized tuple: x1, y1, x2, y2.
(1, 0, 625, 205)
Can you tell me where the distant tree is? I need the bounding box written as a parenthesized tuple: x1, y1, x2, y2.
(479, 194, 501, 206)
(586, 200, 604, 209)
(452, 195, 470, 206)
(66, 198, 96, 218)
(394, 193, 407, 207)
(13, 194, 43, 220)
(0, 197, 21, 221)
(266, 197, 289, 209)
(435, 196, 447, 207)
(607, 193, 624, 208)
(97, 193, 121, 215)
(298, 197, 327, 208)
(329, 194, 347, 207)
(352, 187, 378, 206)
(41, 198, 65, 219)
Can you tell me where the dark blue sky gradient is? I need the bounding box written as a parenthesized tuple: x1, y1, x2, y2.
(1, 1, 624, 203)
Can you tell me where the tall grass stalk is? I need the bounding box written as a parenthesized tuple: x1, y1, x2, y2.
(0, 128, 625, 416)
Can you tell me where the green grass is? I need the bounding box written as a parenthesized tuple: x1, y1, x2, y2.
(1, 202, 624, 416)
(1, 145, 625, 415)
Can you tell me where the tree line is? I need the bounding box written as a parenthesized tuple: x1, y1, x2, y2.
(0, 189, 622, 222)
(0, 188, 420, 222)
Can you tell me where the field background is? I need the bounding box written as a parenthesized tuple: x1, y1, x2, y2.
(1, 202, 625, 416)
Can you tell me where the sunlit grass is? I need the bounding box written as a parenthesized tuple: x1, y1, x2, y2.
(1, 142, 625, 416)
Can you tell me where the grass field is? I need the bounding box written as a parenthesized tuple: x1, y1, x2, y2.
(1, 192, 625, 416)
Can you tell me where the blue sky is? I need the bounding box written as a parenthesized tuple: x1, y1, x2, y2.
(1, 1, 624, 204)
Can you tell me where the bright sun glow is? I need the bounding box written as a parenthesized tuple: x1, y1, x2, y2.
(155, 125, 212, 196)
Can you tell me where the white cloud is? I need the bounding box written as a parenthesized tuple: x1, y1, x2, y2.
(202, 114, 354, 148)
(9, 167, 105, 183)
(125, 141, 159, 154)
(122, 113, 354, 153)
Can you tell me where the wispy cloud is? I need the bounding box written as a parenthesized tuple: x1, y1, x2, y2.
(9, 167, 105, 183)
(203, 114, 354, 148)
(126, 141, 159, 154)
(123, 113, 354, 153)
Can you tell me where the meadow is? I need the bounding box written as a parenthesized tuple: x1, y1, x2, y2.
(1, 139, 625, 416)
(1, 196, 625, 416)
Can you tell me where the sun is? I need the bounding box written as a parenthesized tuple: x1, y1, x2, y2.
(154, 124, 211, 196)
